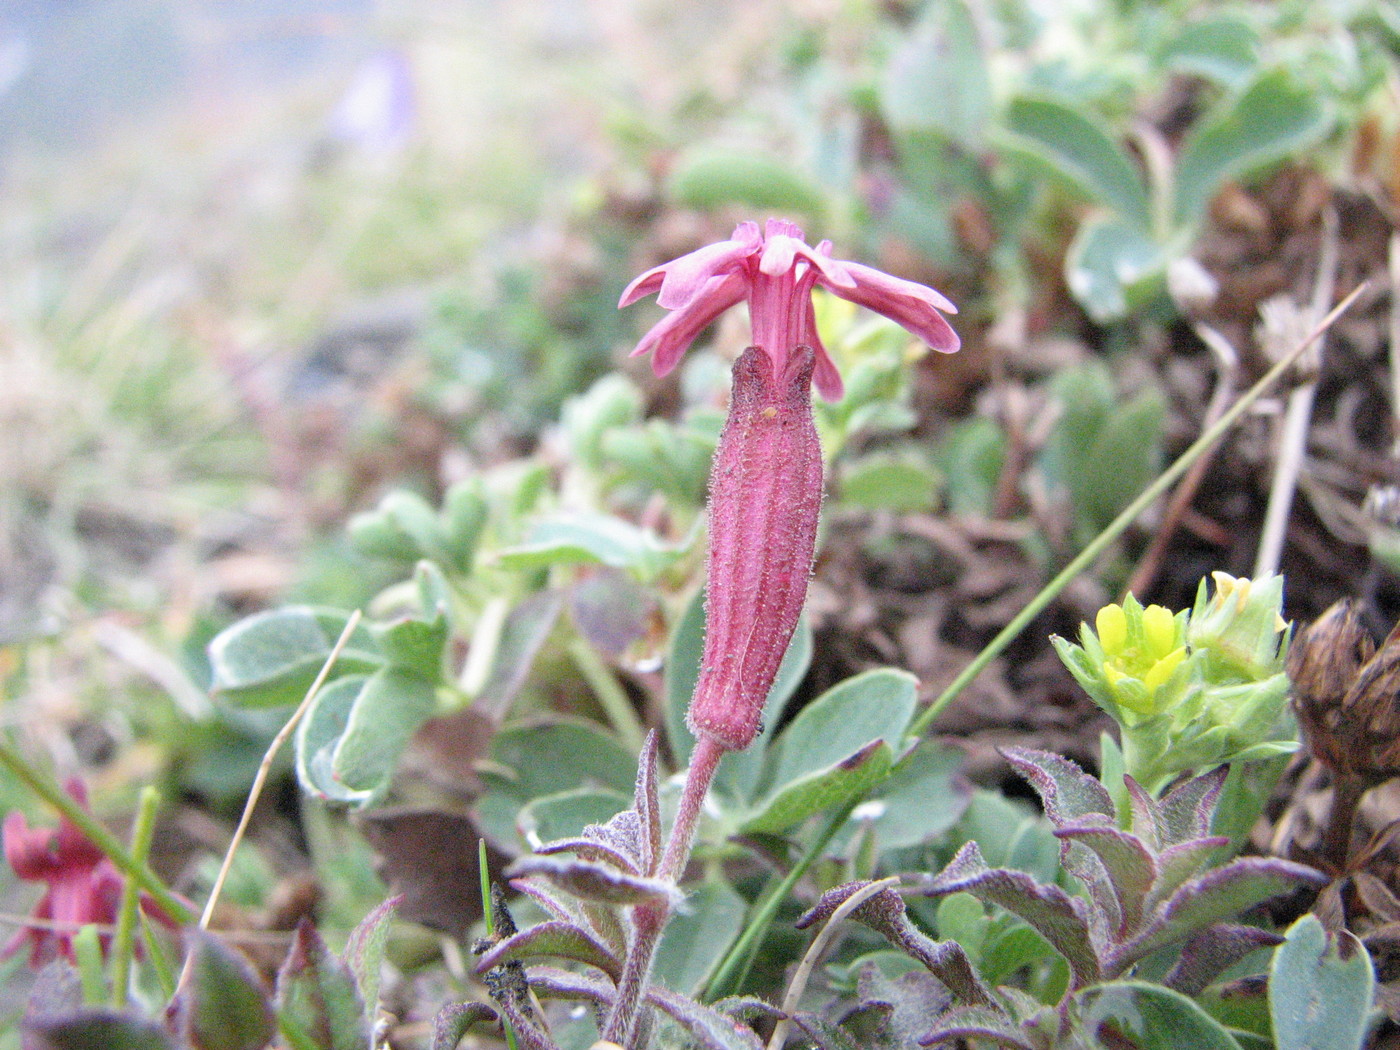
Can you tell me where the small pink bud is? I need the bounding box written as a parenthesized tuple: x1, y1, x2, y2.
(688, 345, 824, 751)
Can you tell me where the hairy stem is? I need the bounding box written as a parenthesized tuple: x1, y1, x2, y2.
(602, 735, 726, 1047)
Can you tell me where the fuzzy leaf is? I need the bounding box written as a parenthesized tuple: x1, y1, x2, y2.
(1075, 980, 1245, 1050)
(23, 1013, 177, 1050)
(369, 612, 448, 679)
(919, 1003, 1035, 1050)
(1158, 766, 1229, 846)
(174, 930, 275, 1050)
(433, 1001, 499, 1050)
(474, 921, 621, 981)
(497, 513, 687, 579)
(1001, 747, 1116, 827)
(852, 963, 954, 1049)
(1146, 837, 1230, 913)
(1270, 915, 1376, 1050)
(1165, 925, 1282, 996)
(275, 921, 367, 1050)
(647, 984, 765, 1050)
(343, 895, 399, 1033)
(485, 719, 638, 802)
(1113, 858, 1326, 973)
(635, 730, 662, 873)
(923, 841, 1101, 989)
(508, 855, 679, 907)
(1055, 824, 1156, 933)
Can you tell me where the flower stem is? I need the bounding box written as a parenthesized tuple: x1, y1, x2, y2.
(602, 735, 726, 1048)
(111, 785, 161, 1007)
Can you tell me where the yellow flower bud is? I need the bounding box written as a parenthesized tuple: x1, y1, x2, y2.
(1096, 604, 1128, 657)
(1142, 605, 1177, 659)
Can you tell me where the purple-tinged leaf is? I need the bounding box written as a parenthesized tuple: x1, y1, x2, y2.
(646, 984, 765, 1050)
(714, 996, 784, 1024)
(508, 855, 680, 907)
(923, 842, 1102, 989)
(1055, 838, 1121, 944)
(1122, 777, 1163, 849)
(474, 920, 621, 981)
(23, 1012, 176, 1050)
(492, 993, 561, 1050)
(919, 1004, 1037, 1050)
(173, 930, 275, 1050)
(853, 965, 955, 1050)
(275, 920, 368, 1050)
(521, 964, 615, 1007)
(1001, 747, 1115, 828)
(580, 900, 629, 958)
(525, 966, 764, 1050)
(509, 878, 578, 924)
(1111, 857, 1326, 973)
(534, 834, 640, 874)
(799, 881, 993, 1006)
(433, 1001, 498, 1050)
(636, 729, 662, 875)
(1054, 825, 1156, 934)
(342, 894, 399, 1033)
(1164, 925, 1283, 996)
(1146, 837, 1230, 912)
(1157, 767, 1228, 845)
(787, 1014, 863, 1050)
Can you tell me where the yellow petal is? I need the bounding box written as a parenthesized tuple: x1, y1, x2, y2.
(1142, 605, 1177, 659)
(1096, 604, 1128, 657)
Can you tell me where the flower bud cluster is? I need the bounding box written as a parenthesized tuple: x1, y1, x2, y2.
(1053, 572, 1294, 792)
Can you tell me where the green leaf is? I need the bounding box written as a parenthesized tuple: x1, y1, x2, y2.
(1159, 16, 1260, 87)
(866, 741, 968, 852)
(516, 788, 630, 848)
(441, 481, 490, 575)
(475, 920, 621, 981)
(741, 740, 895, 835)
(1002, 95, 1151, 231)
(652, 881, 748, 995)
(209, 607, 381, 708)
(761, 669, 917, 796)
(1064, 217, 1166, 323)
(23, 1014, 177, 1050)
(838, 453, 942, 512)
(370, 612, 447, 679)
(275, 922, 367, 1050)
(668, 148, 826, 220)
(485, 719, 638, 802)
(343, 896, 399, 1033)
(1075, 981, 1244, 1050)
(497, 513, 689, 579)
(295, 669, 439, 806)
(934, 417, 1006, 517)
(1173, 68, 1331, 230)
(880, 0, 991, 148)
(1270, 915, 1375, 1050)
(176, 930, 276, 1050)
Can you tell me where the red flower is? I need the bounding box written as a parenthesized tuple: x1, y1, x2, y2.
(622, 220, 958, 751)
(3, 779, 126, 966)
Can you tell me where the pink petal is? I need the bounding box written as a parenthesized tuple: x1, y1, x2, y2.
(656, 237, 756, 309)
(619, 267, 666, 308)
(823, 262, 960, 353)
(630, 273, 747, 376)
(802, 296, 844, 401)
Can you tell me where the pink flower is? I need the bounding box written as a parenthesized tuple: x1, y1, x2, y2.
(3, 780, 126, 966)
(622, 220, 959, 751)
(620, 218, 959, 401)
